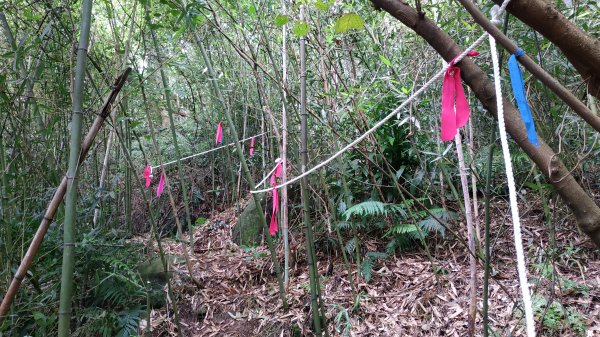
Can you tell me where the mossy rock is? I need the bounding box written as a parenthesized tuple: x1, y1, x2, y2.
(137, 254, 179, 283)
(137, 255, 181, 308)
(233, 195, 266, 246)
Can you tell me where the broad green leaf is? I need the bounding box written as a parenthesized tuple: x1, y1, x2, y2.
(334, 13, 364, 33)
(379, 54, 392, 67)
(248, 4, 257, 17)
(292, 20, 309, 37)
(314, 0, 332, 10)
(274, 14, 290, 27)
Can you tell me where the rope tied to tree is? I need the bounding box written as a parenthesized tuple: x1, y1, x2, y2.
(488, 7, 536, 336)
(251, 0, 514, 195)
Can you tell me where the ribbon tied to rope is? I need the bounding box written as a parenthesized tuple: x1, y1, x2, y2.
(215, 121, 223, 145)
(441, 50, 479, 141)
(508, 49, 539, 147)
(269, 161, 283, 236)
(156, 171, 166, 197)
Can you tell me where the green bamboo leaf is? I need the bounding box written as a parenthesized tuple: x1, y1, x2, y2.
(248, 4, 257, 17)
(334, 13, 364, 33)
(292, 20, 309, 37)
(379, 54, 392, 67)
(274, 14, 290, 27)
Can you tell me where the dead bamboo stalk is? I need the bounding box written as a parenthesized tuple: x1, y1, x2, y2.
(0, 68, 132, 322)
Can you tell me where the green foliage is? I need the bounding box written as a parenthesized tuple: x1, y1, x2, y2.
(1, 0, 598, 334)
(533, 261, 590, 296)
(332, 304, 352, 335)
(343, 200, 407, 220)
(342, 199, 451, 255)
(314, 1, 332, 10)
(360, 251, 388, 282)
(274, 14, 290, 26)
(530, 295, 587, 336)
(379, 54, 392, 67)
(240, 245, 269, 267)
(292, 20, 309, 36)
(334, 13, 364, 33)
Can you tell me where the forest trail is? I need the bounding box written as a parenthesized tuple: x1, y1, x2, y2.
(140, 199, 600, 336)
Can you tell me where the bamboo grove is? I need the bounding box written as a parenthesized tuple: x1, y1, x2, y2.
(0, 0, 599, 336)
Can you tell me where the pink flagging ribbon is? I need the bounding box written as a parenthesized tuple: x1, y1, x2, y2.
(269, 161, 283, 236)
(215, 122, 223, 145)
(249, 136, 255, 157)
(143, 165, 152, 188)
(441, 51, 479, 142)
(156, 172, 165, 197)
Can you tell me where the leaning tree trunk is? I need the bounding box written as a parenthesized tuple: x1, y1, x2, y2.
(491, 0, 600, 98)
(370, 0, 600, 247)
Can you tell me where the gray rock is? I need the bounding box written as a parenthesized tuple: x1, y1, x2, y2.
(232, 195, 266, 246)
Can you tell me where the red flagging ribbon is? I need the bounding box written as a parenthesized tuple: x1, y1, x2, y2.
(156, 172, 165, 197)
(440, 51, 479, 142)
(143, 165, 152, 188)
(269, 161, 283, 236)
(249, 136, 255, 157)
(215, 122, 223, 145)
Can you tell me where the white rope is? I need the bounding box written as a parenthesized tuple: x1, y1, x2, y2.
(150, 132, 266, 170)
(250, 0, 514, 194)
(251, 41, 485, 193)
(254, 159, 281, 189)
(252, 35, 487, 193)
(488, 9, 536, 337)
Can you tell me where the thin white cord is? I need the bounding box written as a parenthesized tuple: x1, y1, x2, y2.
(250, 0, 513, 194)
(254, 160, 281, 188)
(150, 132, 266, 170)
(489, 19, 536, 337)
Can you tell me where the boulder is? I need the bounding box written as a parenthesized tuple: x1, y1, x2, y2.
(233, 195, 266, 246)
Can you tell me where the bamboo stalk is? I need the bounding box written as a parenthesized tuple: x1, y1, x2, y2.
(483, 128, 496, 337)
(195, 37, 288, 309)
(144, 1, 196, 254)
(299, 5, 323, 335)
(280, 0, 290, 284)
(57, 0, 93, 332)
(455, 132, 477, 337)
(0, 67, 132, 324)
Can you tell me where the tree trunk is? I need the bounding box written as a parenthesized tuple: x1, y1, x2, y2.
(370, 0, 600, 247)
(492, 0, 600, 98)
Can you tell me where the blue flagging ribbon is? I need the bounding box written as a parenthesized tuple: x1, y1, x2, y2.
(508, 48, 539, 147)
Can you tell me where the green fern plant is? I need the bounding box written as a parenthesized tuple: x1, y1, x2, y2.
(332, 304, 352, 336)
(341, 199, 453, 271)
(343, 200, 409, 220)
(360, 251, 388, 282)
(529, 295, 587, 337)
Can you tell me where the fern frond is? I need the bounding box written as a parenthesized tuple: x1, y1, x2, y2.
(361, 251, 388, 282)
(384, 223, 418, 237)
(419, 218, 446, 238)
(336, 221, 350, 230)
(343, 201, 386, 220)
(345, 238, 357, 255)
(343, 200, 414, 220)
(360, 258, 374, 282)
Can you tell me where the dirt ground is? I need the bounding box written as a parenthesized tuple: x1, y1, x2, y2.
(139, 196, 600, 336)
